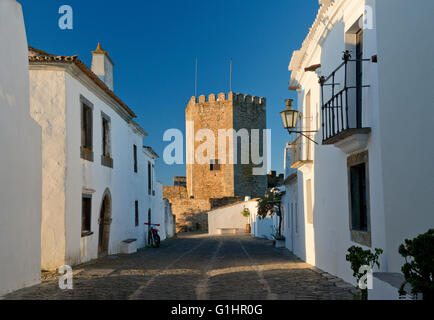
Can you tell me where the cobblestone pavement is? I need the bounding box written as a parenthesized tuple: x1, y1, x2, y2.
(3, 234, 355, 300)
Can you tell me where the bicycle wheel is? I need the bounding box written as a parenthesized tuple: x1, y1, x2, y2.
(154, 234, 160, 248)
(148, 231, 153, 247)
(151, 233, 158, 248)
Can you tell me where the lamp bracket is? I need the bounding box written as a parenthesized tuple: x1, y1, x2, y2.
(287, 130, 318, 145)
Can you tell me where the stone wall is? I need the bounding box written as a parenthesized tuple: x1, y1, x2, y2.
(267, 170, 284, 188)
(185, 92, 267, 200)
(163, 185, 242, 232)
(173, 176, 186, 187)
(233, 94, 267, 198)
(186, 93, 234, 199)
(162, 186, 188, 200)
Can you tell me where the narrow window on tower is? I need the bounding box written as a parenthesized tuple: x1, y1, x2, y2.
(210, 159, 220, 171)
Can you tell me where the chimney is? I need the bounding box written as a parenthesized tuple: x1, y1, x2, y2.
(91, 43, 114, 91)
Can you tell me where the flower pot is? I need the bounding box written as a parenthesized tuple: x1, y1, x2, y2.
(245, 223, 251, 233)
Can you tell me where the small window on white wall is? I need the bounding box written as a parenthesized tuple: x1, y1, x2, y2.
(101, 112, 113, 168)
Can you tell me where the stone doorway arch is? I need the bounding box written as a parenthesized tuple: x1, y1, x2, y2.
(98, 188, 112, 256)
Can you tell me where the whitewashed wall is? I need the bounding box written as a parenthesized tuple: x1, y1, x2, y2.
(30, 69, 67, 269)
(64, 71, 162, 265)
(0, 0, 42, 295)
(208, 201, 251, 235)
(249, 201, 275, 240)
(288, 0, 434, 293)
(281, 144, 315, 265)
(297, 0, 386, 285)
(373, 0, 434, 273)
(30, 61, 164, 269)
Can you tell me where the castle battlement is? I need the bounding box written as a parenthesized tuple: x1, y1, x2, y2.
(188, 92, 266, 106)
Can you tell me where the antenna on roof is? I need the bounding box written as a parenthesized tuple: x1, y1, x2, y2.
(230, 58, 233, 92)
(195, 57, 198, 97)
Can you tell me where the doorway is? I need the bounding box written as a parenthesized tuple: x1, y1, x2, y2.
(98, 189, 112, 256)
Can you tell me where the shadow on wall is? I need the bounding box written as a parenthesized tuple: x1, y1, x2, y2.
(177, 210, 208, 233)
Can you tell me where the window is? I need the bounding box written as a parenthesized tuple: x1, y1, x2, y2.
(135, 200, 139, 227)
(347, 150, 371, 246)
(152, 164, 155, 196)
(148, 161, 153, 195)
(80, 96, 94, 161)
(101, 113, 113, 168)
(133, 145, 138, 173)
(81, 195, 92, 237)
(210, 159, 220, 171)
(356, 29, 363, 127)
(350, 163, 368, 231)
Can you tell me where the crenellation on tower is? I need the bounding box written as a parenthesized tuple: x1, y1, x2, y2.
(217, 92, 226, 101)
(187, 92, 266, 106)
(188, 96, 196, 105)
(198, 94, 206, 103)
(208, 93, 216, 102)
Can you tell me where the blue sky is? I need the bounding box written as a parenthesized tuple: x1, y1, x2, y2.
(19, 0, 319, 185)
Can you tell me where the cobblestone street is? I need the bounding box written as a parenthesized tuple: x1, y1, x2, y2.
(3, 234, 355, 300)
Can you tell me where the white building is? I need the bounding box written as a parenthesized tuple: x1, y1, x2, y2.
(28, 44, 170, 270)
(0, 0, 42, 296)
(208, 199, 258, 235)
(284, 0, 434, 299)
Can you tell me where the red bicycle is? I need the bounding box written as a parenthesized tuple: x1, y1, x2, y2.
(144, 222, 161, 248)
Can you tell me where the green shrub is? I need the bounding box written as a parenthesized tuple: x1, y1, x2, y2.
(398, 229, 434, 300)
(346, 245, 383, 300)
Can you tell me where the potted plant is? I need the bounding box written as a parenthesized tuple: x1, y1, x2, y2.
(345, 245, 383, 300)
(241, 208, 251, 233)
(398, 229, 434, 300)
(241, 208, 250, 217)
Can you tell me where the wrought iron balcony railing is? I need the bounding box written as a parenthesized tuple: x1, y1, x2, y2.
(320, 51, 372, 144)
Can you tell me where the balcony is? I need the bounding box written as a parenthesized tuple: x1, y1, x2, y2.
(320, 51, 373, 154)
(289, 135, 313, 169)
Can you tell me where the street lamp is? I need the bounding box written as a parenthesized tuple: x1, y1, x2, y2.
(280, 99, 299, 130)
(280, 98, 318, 144)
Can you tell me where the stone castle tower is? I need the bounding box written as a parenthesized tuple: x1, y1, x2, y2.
(186, 92, 267, 199)
(163, 92, 267, 232)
